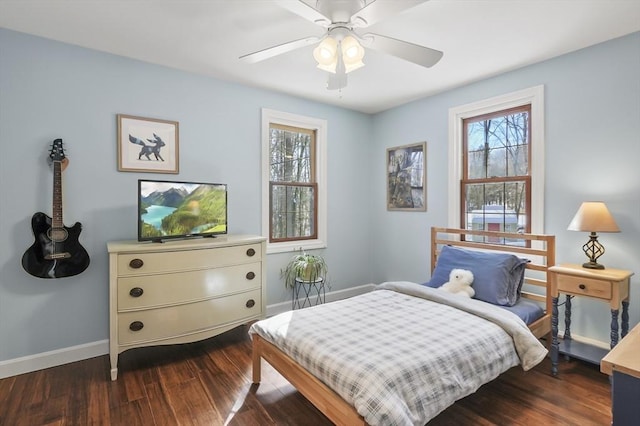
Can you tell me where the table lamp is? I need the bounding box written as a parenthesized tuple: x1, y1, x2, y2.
(567, 201, 620, 269)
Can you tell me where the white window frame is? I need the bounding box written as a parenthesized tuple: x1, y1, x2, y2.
(448, 85, 545, 233)
(261, 108, 328, 254)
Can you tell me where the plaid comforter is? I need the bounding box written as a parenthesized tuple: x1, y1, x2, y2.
(249, 281, 548, 425)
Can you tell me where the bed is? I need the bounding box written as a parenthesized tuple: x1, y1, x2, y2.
(250, 227, 556, 425)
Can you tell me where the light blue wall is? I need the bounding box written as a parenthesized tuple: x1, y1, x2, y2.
(0, 28, 373, 361)
(371, 32, 640, 344)
(1, 27, 638, 364)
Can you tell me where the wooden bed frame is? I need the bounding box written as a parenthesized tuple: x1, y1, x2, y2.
(252, 227, 556, 425)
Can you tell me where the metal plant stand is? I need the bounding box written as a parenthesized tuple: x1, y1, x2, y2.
(292, 277, 325, 309)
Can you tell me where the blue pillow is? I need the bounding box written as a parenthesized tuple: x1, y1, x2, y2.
(428, 245, 529, 306)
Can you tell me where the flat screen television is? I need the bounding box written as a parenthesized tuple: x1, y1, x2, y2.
(138, 179, 227, 242)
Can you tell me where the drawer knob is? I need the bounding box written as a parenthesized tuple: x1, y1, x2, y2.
(246, 299, 256, 308)
(129, 321, 144, 332)
(579, 284, 586, 290)
(129, 287, 144, 297)
(129, 258, 144, 269)
(246, 248, 256, 257)
(246, 271, 256, 280)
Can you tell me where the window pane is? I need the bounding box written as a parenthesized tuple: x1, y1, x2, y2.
(269, 127, 312, 183)
(463, 180, 528, 236)
(507, 143, 529, 176)
(466, 110, 529, 179)
(271, 183, 316, 240)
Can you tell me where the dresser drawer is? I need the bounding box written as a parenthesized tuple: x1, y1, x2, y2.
(118, 289, 262, 345)
(116, 243, 262, 276)
(117, 262, 261, 310)
(556, 274, 611, 300)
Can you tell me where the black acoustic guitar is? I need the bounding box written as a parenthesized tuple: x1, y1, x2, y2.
(22, 139, 90, 278)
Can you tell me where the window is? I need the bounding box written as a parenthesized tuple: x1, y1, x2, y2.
(462, 105, 531, 236)
(269, 124, 317, 242)
(449, 86, 544, 239)
(262, 109, 327, 253)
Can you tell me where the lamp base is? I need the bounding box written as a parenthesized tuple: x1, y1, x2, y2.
(581, 232, 606, 270)
(582, 261, 605, 270)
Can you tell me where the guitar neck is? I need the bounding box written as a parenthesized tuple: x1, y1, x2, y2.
(52, 160, 63, 228)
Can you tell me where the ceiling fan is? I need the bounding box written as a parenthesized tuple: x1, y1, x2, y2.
(239, 0, 443, 90)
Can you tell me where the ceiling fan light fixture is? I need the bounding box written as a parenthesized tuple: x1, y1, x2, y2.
(313, 36, 338, 73)
(314, 34, 365, 75)
(341, 35, 365, 73)
(241, 0, 443, 91)
(342, 36, 363, 59)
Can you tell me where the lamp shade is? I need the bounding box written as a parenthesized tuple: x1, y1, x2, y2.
(313, 37, 338, 73)
(341, 35, 365, 73)
(567, 202, 620, 232)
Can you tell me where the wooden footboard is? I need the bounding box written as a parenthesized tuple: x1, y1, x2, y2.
(252, 334, 366, 426)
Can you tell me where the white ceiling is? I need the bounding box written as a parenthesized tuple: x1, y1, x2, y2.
(1, 0, 639, 114)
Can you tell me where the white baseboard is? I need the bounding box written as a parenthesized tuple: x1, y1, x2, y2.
(0, 284, 377, 379)
(266, 283, 376, 317)
(0, 339, 109, 379)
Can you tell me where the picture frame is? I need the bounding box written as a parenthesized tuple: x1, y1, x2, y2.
(117, 114, 179, 173)
(386, 142, 427, 211)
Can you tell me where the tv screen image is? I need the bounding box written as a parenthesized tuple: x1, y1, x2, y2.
(138, 179, 227, 242)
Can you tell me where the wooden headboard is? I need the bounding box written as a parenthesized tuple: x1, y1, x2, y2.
(430, 227, 556, 339)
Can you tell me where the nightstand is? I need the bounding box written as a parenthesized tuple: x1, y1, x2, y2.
(549, 264, 634, 376)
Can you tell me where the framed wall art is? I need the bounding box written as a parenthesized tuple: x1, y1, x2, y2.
(117, 114, 179, 173)
(386, 142, 426, 211)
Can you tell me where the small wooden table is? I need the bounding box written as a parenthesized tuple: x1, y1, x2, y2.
(601, 323, 640, 426)
(548, 264, 633, 376)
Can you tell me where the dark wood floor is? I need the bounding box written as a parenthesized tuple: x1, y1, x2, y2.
(0, 325, 611, 425)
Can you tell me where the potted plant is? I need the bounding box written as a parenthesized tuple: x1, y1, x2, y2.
(282, 251, 328, 289)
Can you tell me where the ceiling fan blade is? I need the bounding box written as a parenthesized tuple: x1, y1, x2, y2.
(350, 0, 430, 28)
(275, 0, 331, 27)
(363, 32, 443, 68)
(240, 36, 320, 64)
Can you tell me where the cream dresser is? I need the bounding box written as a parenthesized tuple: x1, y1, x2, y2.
(107, 235, 266, 380)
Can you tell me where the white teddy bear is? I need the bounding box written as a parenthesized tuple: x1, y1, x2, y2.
(439, 268, 475, 298)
